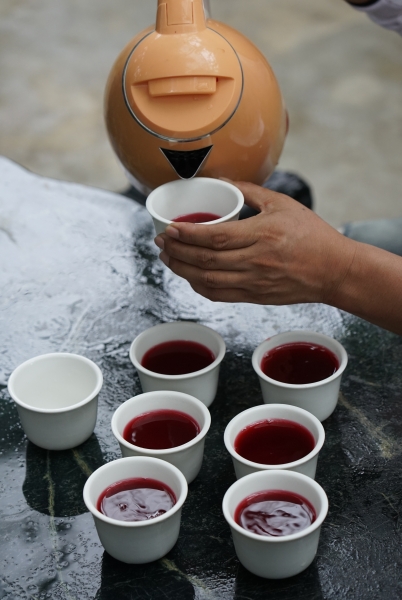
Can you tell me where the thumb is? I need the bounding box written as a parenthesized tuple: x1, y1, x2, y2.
(232, 181, 282, 213)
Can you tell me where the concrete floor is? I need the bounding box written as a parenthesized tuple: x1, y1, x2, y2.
(0, 0, 401, 227)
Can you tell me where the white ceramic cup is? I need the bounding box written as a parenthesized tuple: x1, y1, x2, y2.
(252, 331, 348, 421)
(224, 404, 325, 480)
(83, 456, 188, 564)
(129, 321, 226, 407)
(222, 469, 328, 579)
(146, 177, 244, 235)
(7, 352, 103, 450)
(111, 391, 211, 483)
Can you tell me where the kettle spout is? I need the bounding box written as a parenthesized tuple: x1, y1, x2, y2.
(160, 146, 213, 179)
(156, 0, 207, 34)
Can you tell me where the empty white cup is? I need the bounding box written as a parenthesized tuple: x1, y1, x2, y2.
(129, 321, 226, 407)
(252, 331, 348, 421)
(224, 404, 325, 480)
(83, 456, 188, 564)
(146, 177, 244, 235)
(7, 352, 103, 450)
(222, 469, 328, 579)
(111, 391, 211, 483)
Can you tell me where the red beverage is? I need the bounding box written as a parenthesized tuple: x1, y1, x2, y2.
(97, 477, 176, 522)
(234, 419, 315, 465)
(235, 489, 316, 537)
(123, 409, 200, 449)
(261, 342, 339, 384)
(141, 340, 215, 375)
(172, 212, 221, 223)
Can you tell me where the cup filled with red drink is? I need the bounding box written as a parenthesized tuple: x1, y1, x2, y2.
(83, 456, 188, 564)
(146, 177, 244, 235)
(222, 469, 328, 579)
(224, 403, 325, 480)
(111, 391, 211, 483)
(7, 352, 103, 450)
(252, 331, 348, 421)
(129, 321, 226, 407)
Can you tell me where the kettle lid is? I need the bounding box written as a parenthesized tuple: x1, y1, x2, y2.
(123, 0, 243, 142)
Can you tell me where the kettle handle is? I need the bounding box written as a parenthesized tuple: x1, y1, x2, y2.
(156, 0, 208, 34)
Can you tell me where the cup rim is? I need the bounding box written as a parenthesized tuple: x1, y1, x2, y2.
(129, 321, 226, 381)
(222, 469, 328, 543)
(111, 391, 211, 456)
(223, 404, 325, 470)
(7, 352, 103, 414)
(252, 330, 348, 389)
(83, 456, 188, 528)
(145, 178, 244, 227)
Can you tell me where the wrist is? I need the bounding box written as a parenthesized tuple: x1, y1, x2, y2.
(320, 234, 358, 308)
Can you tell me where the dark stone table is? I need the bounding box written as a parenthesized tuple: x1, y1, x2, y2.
(1, 156, 401, 600)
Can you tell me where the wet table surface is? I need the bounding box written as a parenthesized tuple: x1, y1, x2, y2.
(1, 156, 401, 600)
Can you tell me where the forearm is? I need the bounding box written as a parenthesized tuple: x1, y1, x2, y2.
(329, 240, 402, 335)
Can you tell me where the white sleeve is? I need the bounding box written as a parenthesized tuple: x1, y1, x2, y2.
(351, 0, 402, 35)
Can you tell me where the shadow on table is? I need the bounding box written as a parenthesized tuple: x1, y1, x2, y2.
(93, 550, 324, 600)
(95, 551, 196, 600)
(22, 434, 105, 517)
(234, 561, 324, 600)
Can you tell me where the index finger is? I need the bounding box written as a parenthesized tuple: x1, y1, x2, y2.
(163, 217, 257, 251)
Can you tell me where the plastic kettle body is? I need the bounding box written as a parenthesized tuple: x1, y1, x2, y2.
(105, 0, 287, 193)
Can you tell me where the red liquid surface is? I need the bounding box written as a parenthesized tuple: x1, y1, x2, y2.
(261, 342, 339, 384)
(141, 340, 215, 375)
(235, 489, 316, 537)
(234, 418, 315, 465)
(97, 477, 176, 522)
(123, 409, 200, 450)
(172, 212, 221, 223)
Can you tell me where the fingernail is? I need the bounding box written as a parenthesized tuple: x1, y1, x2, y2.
(154, 235, 164, 250)
(219, 177, 234, 183)
(159, 251, 169, 267)
(165, 225, 180, 239)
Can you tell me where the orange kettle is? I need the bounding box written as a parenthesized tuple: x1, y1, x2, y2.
(105, 0, 288, 194)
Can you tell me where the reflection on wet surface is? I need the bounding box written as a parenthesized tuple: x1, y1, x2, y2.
(1, 157, 402, 599)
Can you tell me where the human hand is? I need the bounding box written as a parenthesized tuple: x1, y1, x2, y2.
(154, 182, 356, 306)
